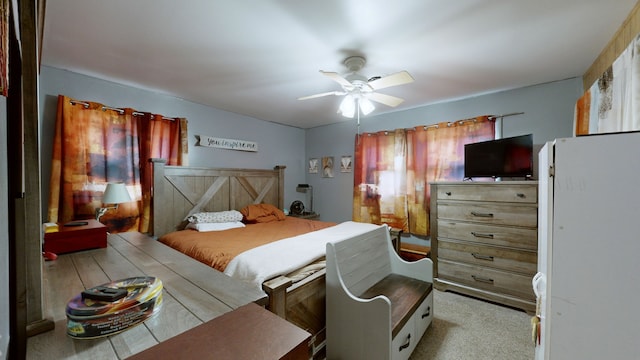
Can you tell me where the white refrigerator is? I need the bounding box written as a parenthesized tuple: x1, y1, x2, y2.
(535, 132, 640, 359)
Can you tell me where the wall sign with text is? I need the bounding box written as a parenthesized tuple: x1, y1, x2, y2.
(195, 135, 258, 152)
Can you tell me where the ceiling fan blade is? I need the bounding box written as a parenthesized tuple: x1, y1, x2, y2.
(298, 91, 345, 100)
(368, 71, 414, 90)
(320, 70, 353, 88)
(367, 92, 405, 107)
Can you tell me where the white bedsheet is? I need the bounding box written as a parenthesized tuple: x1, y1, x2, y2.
(223, 221, 382, 291)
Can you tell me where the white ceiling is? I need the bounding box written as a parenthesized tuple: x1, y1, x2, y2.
(42, 0, 637, 129)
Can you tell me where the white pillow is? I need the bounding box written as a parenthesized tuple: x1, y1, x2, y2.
(185, 221, 246, 232)
(187, 210, 243, 224)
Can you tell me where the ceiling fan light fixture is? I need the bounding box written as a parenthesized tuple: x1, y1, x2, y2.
(299, 56, 413, 119)
(359, 97, 375, 115)
(339, 95, 355, 118)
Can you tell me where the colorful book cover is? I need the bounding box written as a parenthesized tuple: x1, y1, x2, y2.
(66, 276, 163, 339)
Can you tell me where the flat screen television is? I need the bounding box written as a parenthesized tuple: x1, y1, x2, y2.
(464, 134, 533, 179)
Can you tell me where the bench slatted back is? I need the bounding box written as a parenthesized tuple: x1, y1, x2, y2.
(328, 226, 391, 297)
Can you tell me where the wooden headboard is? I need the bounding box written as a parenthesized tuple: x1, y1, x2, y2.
(151, 159, 286, 237)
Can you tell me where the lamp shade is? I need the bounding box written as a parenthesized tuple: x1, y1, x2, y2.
(339, 95, 375, 118)
(359, 97, 375, 115)
(339, 95, 355, 118)
(102, 183, 132, 204)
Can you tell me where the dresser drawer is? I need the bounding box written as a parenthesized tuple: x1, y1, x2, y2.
(391, 318, 413, 360)
(437, 239, 537, 274)
(437, 202, 537, 227)
(437, 220, 537, 250)
(436, 184, 537, 203)
(414, 292, 433, 342)
(438, 259, 535, 300)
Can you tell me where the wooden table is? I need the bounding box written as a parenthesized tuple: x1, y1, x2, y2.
(27, 232, 268, 359)
(129, 302, 311, 360)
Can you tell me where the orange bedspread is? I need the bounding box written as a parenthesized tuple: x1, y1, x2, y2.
(158, 217, 336, 272)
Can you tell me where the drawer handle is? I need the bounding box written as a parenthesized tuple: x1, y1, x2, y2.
(516, 193, 526, 198)
(471, 211, 494, 218)
(471, 275, 494, 284)
(471, 253, 494, 261)
(471, 231, 494, 239)
(399, 333, 411, 351)
(421, 306, 431, 319)
(445, 191, 452, 196)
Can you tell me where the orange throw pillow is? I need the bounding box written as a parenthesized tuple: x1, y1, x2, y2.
(240, 203, 286, 223)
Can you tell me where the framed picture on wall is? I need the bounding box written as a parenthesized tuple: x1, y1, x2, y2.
(309, 158, 319, 173)
(322, 156, 334, 178)
(340, 156, 352, 173)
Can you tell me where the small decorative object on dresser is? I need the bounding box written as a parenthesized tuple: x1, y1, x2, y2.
(429, 181, 538, 313)
(43, 219, 107, 254)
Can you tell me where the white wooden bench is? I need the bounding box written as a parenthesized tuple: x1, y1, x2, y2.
(326, 225, 434, 360)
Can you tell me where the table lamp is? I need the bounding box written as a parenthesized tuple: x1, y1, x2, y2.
(95, 182, 132, 221)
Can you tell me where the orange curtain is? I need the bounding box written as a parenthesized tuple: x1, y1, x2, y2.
(574, 90, 591, 136)
(406, 116, 495, 235)
(48, 95, 188, 233)
(137, 112, 189, 233)
(352, 129, 408, 229)
(353, 116, 495, 236)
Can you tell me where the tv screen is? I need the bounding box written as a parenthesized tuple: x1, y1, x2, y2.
(464, 134, 533, 179)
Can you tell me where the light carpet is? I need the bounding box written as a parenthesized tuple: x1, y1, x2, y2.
(410, 290, 534, 360)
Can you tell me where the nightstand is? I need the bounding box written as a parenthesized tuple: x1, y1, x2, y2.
(44, 219, 107, 254)
(289, 212, 320, 220)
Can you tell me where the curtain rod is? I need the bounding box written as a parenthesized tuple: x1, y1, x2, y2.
(367, 117, 487, 135)
(421, 113, 524, 130)
(425, 116, 483, 130)
(364, 113, 524, 135)
(416, 116, 492, 131)
(69, 100, 176, 120)
(409, 112, 525, 127)
(488, 112, 524, 120)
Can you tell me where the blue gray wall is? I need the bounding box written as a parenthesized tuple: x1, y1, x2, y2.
(38, 67, 582, 246)
(39, 66, 309, 219)
(305, 78, 583, 234)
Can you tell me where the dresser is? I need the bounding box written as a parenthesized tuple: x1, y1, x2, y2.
(430, 181, 538, 313)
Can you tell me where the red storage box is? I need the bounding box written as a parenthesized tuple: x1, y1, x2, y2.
(44, 219, 107, 254)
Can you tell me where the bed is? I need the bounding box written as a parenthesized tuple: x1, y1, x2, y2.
(150, 159, 379, 356)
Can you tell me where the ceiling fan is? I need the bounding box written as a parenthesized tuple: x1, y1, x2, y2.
(298, 56, 414, 118)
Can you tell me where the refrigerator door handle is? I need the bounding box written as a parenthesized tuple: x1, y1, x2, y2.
(532, 272, 546, 298)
